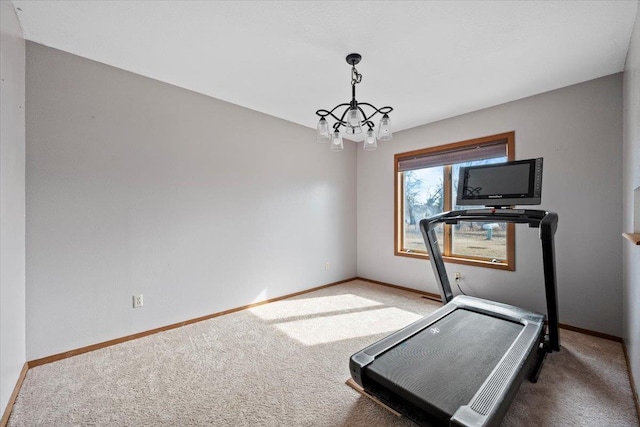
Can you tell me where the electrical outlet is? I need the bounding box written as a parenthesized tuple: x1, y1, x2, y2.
(133, 294, 143, 308)
(325, 261, 330, 270)
(454, 272, 461, 280)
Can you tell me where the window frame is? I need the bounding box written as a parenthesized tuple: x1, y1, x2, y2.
(394, 132, 516, 271)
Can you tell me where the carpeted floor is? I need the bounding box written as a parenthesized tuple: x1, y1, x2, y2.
(8, 280, 639, 426)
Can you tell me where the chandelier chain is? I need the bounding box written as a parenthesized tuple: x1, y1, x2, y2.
(351, 66, 362, 86)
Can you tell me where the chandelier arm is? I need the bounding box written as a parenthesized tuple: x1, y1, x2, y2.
(356, 104, 394, 123)
(336, 106, 351, 127)
(316, 103, 351, 122)
(357, 102, 394, 116)
(358, 103, 376, 124)
(357, 105, 373, 123)
(362, 120, 375, 130)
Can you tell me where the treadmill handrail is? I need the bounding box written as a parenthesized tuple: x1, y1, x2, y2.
(418, 208, 560, 352)
(421, 208, 551, 228)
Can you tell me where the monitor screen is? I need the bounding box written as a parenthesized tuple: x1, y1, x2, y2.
(456, 158, 543, 207)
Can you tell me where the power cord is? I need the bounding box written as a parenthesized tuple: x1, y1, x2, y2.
(455, 273, 467, 295)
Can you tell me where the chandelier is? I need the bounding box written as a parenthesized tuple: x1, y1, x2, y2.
(315, 53, 393, 151)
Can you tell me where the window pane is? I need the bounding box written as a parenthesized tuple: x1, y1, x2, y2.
(451, 157, 507, 261)
(402, 167, 444, 252)
(450, 221, 507, 261)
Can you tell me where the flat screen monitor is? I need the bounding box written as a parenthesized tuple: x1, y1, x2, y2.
(456, 158, 543, 207)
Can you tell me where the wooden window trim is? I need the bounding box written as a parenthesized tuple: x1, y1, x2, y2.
(394, 132, 516, 271)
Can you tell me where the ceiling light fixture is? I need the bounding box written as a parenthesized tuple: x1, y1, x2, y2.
(315, 53, 393, 152)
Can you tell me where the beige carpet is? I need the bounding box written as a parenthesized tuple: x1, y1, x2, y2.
(8, 280, 639, 426)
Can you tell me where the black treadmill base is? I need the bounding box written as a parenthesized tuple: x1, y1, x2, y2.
(365, 309, 523, 419)
(350, 296, 546, 427)
(363, 379, 449, 427)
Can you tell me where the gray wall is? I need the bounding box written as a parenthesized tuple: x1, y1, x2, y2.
(357, 74, 623, 337)
(0, 1, 26, 413)
(25, 42, 357, 360)
(622, 2, 640, 402)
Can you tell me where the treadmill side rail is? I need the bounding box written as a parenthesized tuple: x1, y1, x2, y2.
(451, 316, 544, 427)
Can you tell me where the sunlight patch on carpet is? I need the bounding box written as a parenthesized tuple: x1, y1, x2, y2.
(249, 293, 383, 321)
(274, 307, 422, 346)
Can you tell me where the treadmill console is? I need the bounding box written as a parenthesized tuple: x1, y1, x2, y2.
(457, 158, 543, 207)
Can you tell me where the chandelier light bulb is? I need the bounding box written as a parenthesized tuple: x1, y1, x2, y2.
(378, 114, 392, 141)
(316, 118, 330, 143)
(346, 108, 362, 134)
(364, 129, 377, 151)
(330, 130, 344, 152)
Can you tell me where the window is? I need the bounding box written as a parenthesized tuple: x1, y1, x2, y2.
(394, 132, 515, 270)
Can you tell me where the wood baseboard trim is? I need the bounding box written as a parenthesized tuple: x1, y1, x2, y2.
(557, 323, 621, 342)
(622, 340, 640, 423)
(28, 277, 357, 368)
(1, 362, 29, 427)
(356, 277, 442, 302)
(357, 277, 625, 342)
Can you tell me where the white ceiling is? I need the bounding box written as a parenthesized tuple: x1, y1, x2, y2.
(10, 1, 639, 134)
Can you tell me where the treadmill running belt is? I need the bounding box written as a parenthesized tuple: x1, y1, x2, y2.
(365, 309, 523, 423)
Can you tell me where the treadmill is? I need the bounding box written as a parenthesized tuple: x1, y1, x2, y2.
(349, 208, 560, 427)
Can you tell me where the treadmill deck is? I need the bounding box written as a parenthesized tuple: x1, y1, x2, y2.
(350, 295, 546, 427)
(366, 309, 523, 422)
